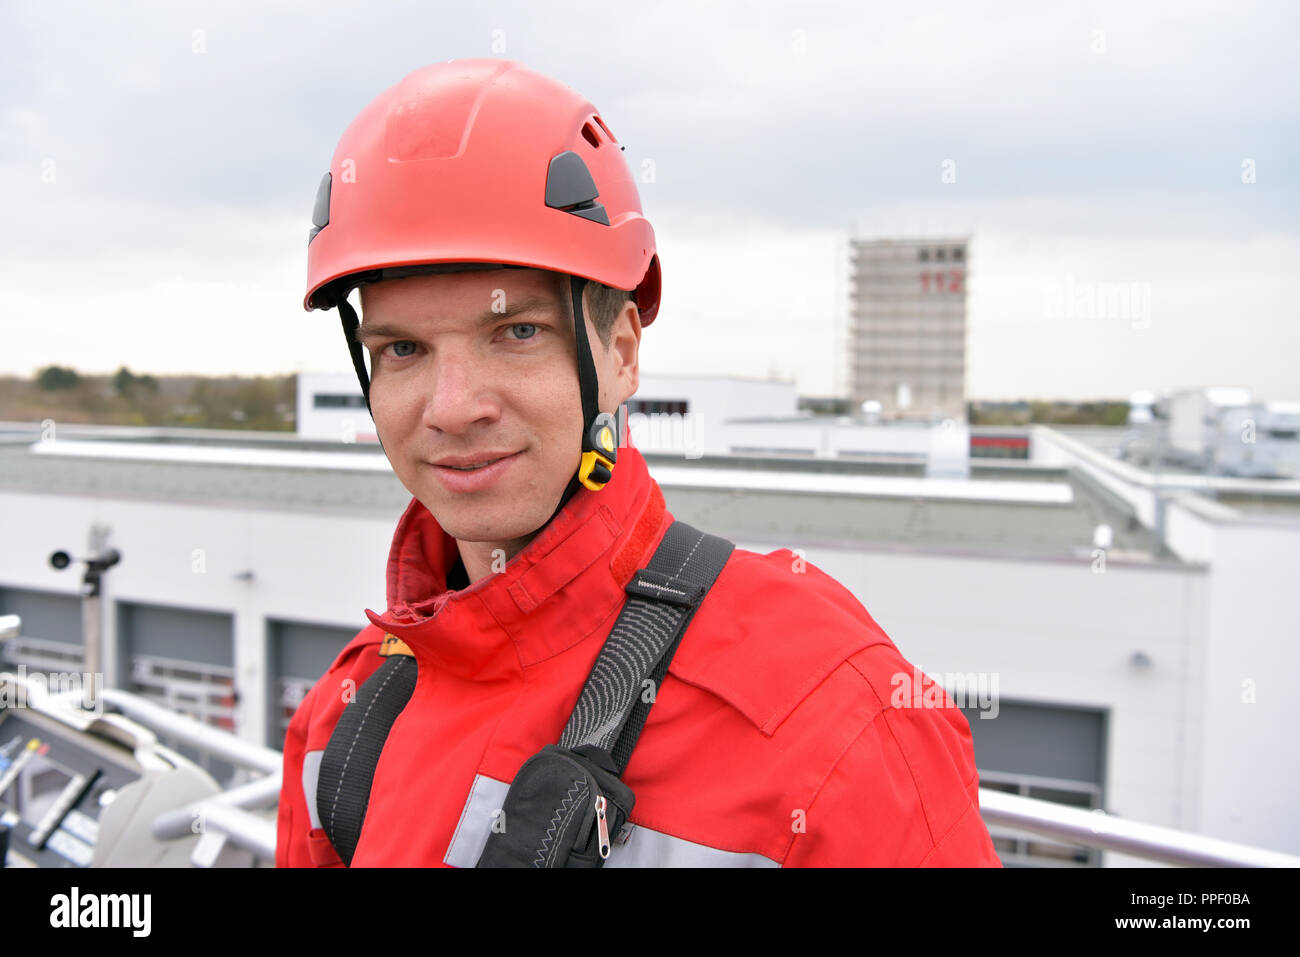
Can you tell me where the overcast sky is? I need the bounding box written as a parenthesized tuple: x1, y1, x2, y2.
(3, 0, 1296, 401)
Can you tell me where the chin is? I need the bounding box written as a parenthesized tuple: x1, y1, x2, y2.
(432, 507, 545, 545)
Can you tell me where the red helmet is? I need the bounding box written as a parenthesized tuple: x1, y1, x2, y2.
(304, 58, 660, 321)
(305, 59, 660, 497)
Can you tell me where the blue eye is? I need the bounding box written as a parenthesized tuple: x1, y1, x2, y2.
(506, 323, 538, 340)
(387, 341, 417, 358)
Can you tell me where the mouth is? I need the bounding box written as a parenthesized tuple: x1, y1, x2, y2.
(427, 450, 523, 492)
(432, 451, 520, 471)
(440, 457, 509, 472)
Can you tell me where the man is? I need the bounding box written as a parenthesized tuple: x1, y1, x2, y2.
(276, 58, 1001, 867)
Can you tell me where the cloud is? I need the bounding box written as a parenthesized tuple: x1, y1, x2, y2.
(2, 0, 1296, 401)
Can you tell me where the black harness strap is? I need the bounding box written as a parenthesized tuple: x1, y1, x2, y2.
(474, 520, 732, 867)
(316, 653, 417, 867)
(559, 521, 734, 774)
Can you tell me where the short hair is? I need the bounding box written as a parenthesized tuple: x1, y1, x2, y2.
(583, 280, 635, 350)
(543, 271, 633, 350)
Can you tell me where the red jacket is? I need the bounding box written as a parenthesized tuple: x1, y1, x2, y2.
(276, 443, 1001, 867)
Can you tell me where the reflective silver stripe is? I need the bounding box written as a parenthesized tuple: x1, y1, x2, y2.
(443, 772, 781, 868)
(444, 773, 510, 868)
(302, 750, 324, 831)
(605, 826, 780, 868)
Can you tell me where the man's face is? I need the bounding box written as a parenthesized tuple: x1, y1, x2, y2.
(357, 268, 640, 550)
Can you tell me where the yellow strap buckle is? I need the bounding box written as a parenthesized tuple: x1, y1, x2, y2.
(579, 449, 615, 491)
(578, 412, 619, 491)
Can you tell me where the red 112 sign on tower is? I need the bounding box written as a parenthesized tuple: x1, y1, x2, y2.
(921, 271, 964, 293)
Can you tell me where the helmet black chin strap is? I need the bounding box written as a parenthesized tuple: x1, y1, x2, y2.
(335, 276, 616, 529)
(544, 274, 618, 524)
(337, 295, 387, 458)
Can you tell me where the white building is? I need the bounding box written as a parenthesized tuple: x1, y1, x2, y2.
(297, 371, 972, 471)
(296, 371, 375, 445)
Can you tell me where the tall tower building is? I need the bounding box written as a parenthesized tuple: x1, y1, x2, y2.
(848, 237, 969, 421)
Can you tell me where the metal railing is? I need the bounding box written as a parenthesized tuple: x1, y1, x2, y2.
(94, 687, 1300, 867)
(98, 688, 282, 776)
(978, 787, 1300, 867)
(10, 673, 1300, 867)
(96, 687, 282, 865)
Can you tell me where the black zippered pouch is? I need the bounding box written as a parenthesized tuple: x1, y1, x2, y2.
(476, 744, 635, 868)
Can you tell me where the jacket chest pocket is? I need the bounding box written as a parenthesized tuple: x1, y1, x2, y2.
(306, 827, 345, 867)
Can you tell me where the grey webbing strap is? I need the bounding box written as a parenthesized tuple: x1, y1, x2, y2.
(558, 521, 734, 773)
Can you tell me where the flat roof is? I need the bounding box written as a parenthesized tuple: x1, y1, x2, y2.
(0, 423, 1174, 560)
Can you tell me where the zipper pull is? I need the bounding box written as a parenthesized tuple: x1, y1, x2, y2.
(594, 795, 611, 859)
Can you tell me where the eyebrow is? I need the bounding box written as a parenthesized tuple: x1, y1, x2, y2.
(354, 295, 565, 347)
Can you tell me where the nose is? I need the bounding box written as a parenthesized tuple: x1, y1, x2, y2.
(420, 346, 501, 434)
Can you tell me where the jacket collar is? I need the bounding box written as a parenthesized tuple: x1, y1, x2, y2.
(364, 443, 668, 679)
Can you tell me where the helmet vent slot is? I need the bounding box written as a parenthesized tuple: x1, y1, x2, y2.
(592, 115, 616, 143)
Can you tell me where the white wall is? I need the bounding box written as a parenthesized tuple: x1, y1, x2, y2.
(1025, 428, 1300, 856)
(721, 420, 947, 460)
(0, 489, 400, 747)
(1182, 513, 1300, 853)
(633, 374, 796, 457)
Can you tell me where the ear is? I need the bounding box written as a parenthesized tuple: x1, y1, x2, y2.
(604, 300, 641, 409)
